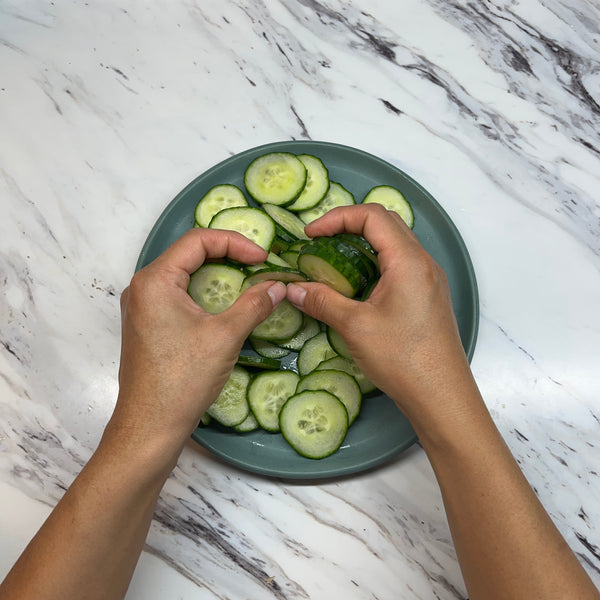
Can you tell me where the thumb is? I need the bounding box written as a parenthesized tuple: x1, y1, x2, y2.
(286, 282, 356, 329)
(225, 280, 287, 338)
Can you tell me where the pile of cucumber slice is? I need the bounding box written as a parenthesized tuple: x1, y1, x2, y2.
(190, 151, 413, 460)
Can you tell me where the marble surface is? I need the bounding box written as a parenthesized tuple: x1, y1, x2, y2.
(1, 0, 600, 598)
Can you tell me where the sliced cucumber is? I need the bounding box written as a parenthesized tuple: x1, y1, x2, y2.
(234, 411, 260, 433)
(209, 206, 276, 251)
(363, 185, 414, 229)
(279, 391, 348, 459)
(244, 152, 307, 206)
(299, 181, 355, 224)
(297, 237, 372, 298)
(297, 369, 362, 425)
(297, 331, 338, 376)
(316, 356, 376, 394)
(206, 366, 250, 426)
(279, 314, 321, 351)
(251, 299, 303, 342)
(263, 203, 310, 241)
(188, 263, 244, 314)
(336, 233, 379, 271)
(265, 252, 293, 268)
(248, 370, 300, 431)
(326, 326, 352, 359)
(286, 154, 330, 212)
(242, 267, 307, 289)
(236, 354, 281, 370)
(279, 250, 299, 268)
(195, 184, 248, 228)
(249, 336, 290, 359)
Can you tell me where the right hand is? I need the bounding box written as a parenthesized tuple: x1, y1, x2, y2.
(286, 204, 476, 424)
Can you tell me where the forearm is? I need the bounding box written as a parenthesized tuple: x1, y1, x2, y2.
(409, 381, 599, 600)
(0, 418, 181, 600)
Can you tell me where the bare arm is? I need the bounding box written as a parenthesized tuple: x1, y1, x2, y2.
(0, 228, 287, 600)
(286, 204, 599, 600)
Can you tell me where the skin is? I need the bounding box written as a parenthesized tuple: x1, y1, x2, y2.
(1, 205, 598, 599)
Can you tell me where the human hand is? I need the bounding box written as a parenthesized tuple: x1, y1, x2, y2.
(112, 228, 286, 450)
(286, 204, 475, 426)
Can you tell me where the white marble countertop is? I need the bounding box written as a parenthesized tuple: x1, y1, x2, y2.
(1, 1, 599, 598)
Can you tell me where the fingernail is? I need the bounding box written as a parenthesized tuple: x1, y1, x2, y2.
(267, 281, 287, 307)
(286, 283, 306, 308)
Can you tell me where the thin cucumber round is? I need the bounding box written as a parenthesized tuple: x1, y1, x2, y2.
(279, 315, 321, 351)
(363, 185, 414, 229)
(195, 184, 248, 228)
(209, 206, 276, 251)
(296, 369, 362, 425)
(236, 354, 281, 370)
(244, 152, 307, 206)
(251, 299, 303, 342)
(234, 411, 260, 433)
(286, 154, 330, 212)
(297, 331, 338, 376)
(249, 336, 290, 359)
(263, 204, 310, 240)
(299, 181, 355, 224)
(279, 390, 349, 459)
(242, 268, 307, 289)
(188, 263, 244, 314)
(248, 370, 300, 431)
(326, 326, 352, 359)
(206, 366, 251, 427)
(316, 356, 376, 394)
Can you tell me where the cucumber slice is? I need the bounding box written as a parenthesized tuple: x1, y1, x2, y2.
(251, 299, 303, 342)
(265, 252, 293, 268)
(297, 331, 338, 376)
(279, 250, 299, 268)
(299, 181, 355, 224)
(263, 203, 309, 241)
(286, 154, 330, 212)
(316, 236, 378, 282)
(297, 369, 362, 425)
(242, 268, 307, 289)
(236, 354, 281, 370)
(297, 238, 370, 298)
(194, 184, 248, 228)
(279, 314, 321, 351)
(336, 233, 379, 271)
(363, 185, 414, 229)
(279, 391, 349, 459)
(316, 356, 376, 394)
(248, 370, 300, 431)
(209, 206, 276, 251)
(234, 411, 260, 433)
(244, 152, 307, 206)
(206, 366, 251, 426)
(249, 336, 290, 359)
(188, 263, 244, 314)
(326, 326, 352, 359)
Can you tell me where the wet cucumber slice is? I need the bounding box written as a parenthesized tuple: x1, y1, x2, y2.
(250, 299, 303, 342)
(247, 370, 300, 432)
(363, 185, 414, 229)
(206, 366, 251, 427)
(279, 390, 349, 459)
(298, 181, 355, 224)
(194, 184, 248, 228)
(286, 154, 330, 212)
(244, 152, 307, 206)
(209, 206, 276, 251)
(188, 263, 244, 314)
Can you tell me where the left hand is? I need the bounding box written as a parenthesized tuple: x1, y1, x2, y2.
(112, 228, 286, 449)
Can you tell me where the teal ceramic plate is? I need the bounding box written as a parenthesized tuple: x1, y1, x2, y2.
(136, 141, 479, 479)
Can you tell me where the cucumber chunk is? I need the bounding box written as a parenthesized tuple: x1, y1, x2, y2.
(299, 181, 355, 224)
(297, 369, 362, 425)
(206, 366, 251, 426)
(363, 185, 414, 229)
(279, 391, 349, 459)
(286, 154, 330, 212)
(195, 184, 248, 228)
(209, 206, 276, 251)
(244, 152, 307, 206)
(248, 370, 300, 431)
(188, 263, 244, 314)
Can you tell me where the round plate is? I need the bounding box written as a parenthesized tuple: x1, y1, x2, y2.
(136, 141, 479, 479)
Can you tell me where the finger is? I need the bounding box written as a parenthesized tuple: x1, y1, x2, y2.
(151, 228, 268, 276)
(305, 204, 416, 254)
(223, 280, 288, 339)
(286, 282, 357, 329)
